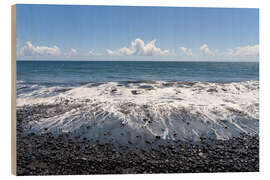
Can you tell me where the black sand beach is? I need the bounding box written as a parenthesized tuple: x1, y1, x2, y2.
(17, 123, 259, 175)
(14, 5, 260, 176)
(17, 132, 259, 175)
(15, 80, 259, 175)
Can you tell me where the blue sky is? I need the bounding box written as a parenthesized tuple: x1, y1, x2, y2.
(16, 4, 259, 61)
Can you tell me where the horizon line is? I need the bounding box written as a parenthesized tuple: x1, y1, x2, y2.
(16, 59, 259, 63)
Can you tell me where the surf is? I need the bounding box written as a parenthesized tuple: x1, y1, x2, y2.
(16, 80, 259, 147)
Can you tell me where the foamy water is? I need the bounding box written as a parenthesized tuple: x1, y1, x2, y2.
(17, 80, 259, 146)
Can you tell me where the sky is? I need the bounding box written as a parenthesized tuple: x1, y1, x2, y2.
(16, 4, 259, 61)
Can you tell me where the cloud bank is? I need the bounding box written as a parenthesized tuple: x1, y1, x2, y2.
(20, 41, 61, 56)
(224, 44, 259, 57)
(88, 50, 95, 56)
(179, 47, 193, 56)
(107, 38, 169, 56)
(200, 44, 214, 56)
(18, 40, 259, 61)
(70, 48, 77, 54)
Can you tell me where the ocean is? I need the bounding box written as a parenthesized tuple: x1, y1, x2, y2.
(17, 61, 259, 88)
(16, 61, 259, 145)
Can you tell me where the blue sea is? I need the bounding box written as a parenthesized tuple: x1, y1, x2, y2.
(17, 61, 259, 87)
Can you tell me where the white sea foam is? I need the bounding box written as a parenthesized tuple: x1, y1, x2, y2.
(17, 80, 259, 145)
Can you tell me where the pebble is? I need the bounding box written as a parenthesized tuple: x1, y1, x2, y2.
(16, 132, 259, 175)
(16, 106, 259, 175)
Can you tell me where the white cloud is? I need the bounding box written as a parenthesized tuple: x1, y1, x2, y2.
(88, 50, 95, 55)
(107, 38, 169, 56)
(200, 44, 214, 56)
(179, 47, 193, 56)
(199, 44, 258, 59)
(71, 48, 77, 54)
(88, 49, 102, 56)
(19, 40, 258, 61)
(230, 44, 259, 57)
(220, 44, 259, 58)
(20, 41, 61, 56)
(65, 48, 79, 57)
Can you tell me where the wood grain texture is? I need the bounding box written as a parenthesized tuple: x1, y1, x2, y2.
(11, 4, 16, 175)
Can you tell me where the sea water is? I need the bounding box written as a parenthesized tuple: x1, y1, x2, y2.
(16, 61, 259, 145)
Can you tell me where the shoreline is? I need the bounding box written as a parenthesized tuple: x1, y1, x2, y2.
(16, 132, 259, 175)
(15, 79, 259, 175)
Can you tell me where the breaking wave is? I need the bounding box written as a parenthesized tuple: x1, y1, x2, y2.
(16, 80, 259, 146)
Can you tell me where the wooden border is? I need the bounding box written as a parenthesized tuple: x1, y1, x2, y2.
(11, 4, 17, 175)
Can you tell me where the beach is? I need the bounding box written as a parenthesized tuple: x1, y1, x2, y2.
(14, 4, 260, 176)
(14, 3, 260, 175)
(16, 61, 259, 175)
(16, 132, 258, 175)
